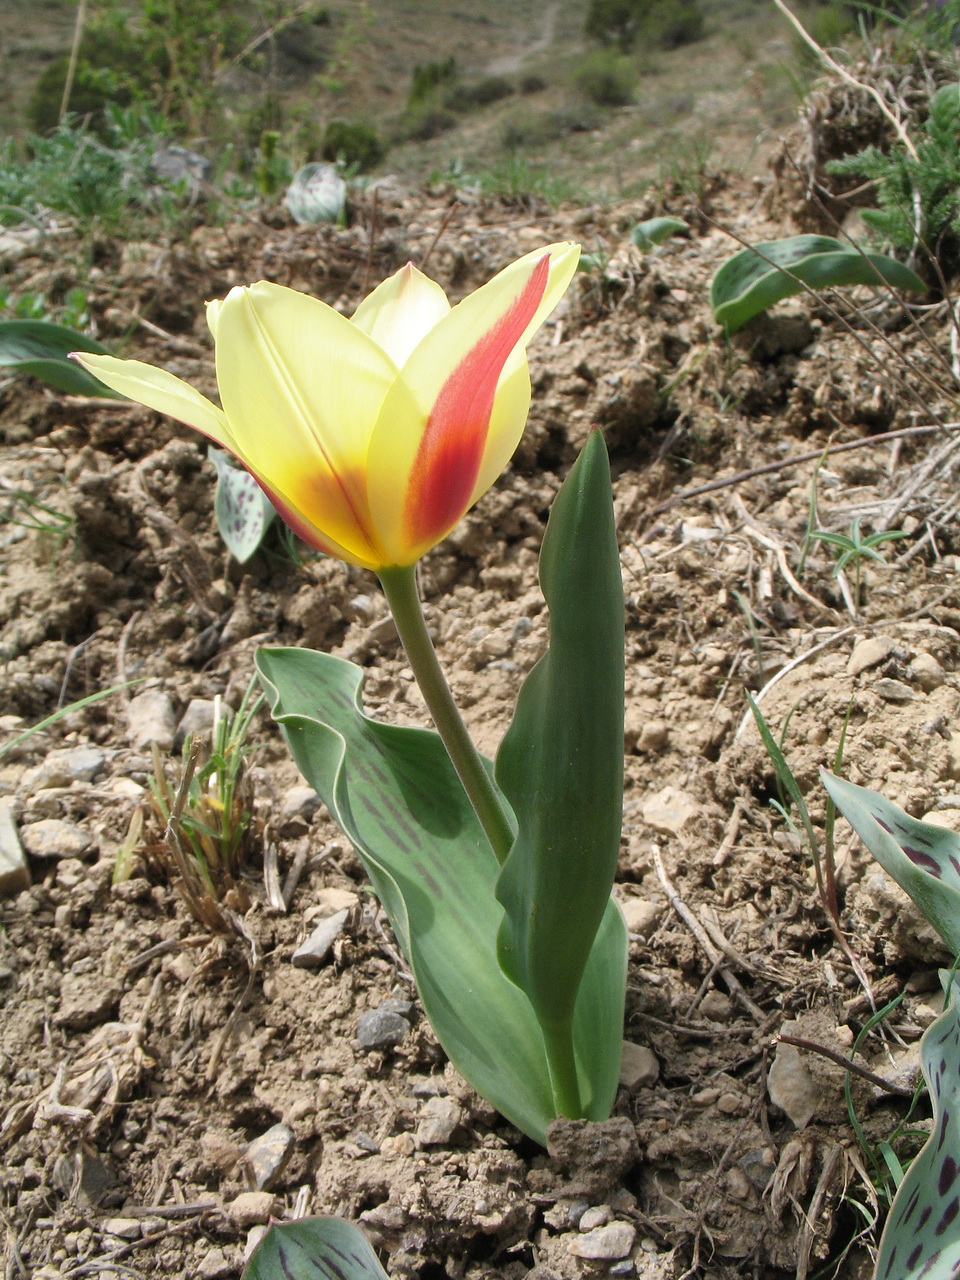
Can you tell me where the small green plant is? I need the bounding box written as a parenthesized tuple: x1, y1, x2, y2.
(584, 0, 704, 50)
(574, 48, 637, 107)
(828, 83, 960, 266)
(321, 119, 384, 172)
(809, 515, 908, 615)
(0, 490, 76, 564)
(141, 683, 263, 932)
(710, 235, 925, 333)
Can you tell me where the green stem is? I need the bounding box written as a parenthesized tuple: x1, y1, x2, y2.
(541, 1021, 585, 1119)
(378, 565, 516, 864)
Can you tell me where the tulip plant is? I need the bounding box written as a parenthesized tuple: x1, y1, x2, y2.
(73, 244, 628, 1145)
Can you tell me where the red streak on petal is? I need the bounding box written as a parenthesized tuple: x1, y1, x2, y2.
(257, 468, 382, 568)
(404, 254, 549, 549)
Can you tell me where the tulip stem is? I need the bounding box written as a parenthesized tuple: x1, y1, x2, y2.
(378, 565, 516, 865)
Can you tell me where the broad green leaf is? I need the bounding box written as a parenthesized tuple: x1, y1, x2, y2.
(874, 986, 960, 1280)
(209, 447, 277, 563)
(821, 771, 960, 955)
(0, 320, 125, 397)
(631, 216, 687, 249)
(710, 235, 925, 334)
(256, 645, 624, 1143)
(495, 430, 625, 1111)
(244, 1216, 388, 1280)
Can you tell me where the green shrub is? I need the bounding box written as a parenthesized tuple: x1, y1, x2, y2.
(322, 119, 385, 171)
(408, 57, 458, 109)
(393, 102, 457, 143)
(519, 73, 547, 94)
(584, 0, 704, 51)
(28, 25, 153, 134)
(446, 75, 514, 110)
(575, 49, 637, 106)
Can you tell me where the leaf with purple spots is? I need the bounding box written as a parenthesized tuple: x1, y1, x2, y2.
(210, 446, 277, 563)
(820, 771, 960, 956)
(243, 1215, 389, 1280)
(875, 986, 960, 1280)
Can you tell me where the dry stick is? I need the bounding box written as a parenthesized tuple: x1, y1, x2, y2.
(712, 797, 746, 868)
(419, 200, 459, 274)
(652, 844, 766, 1022)
(361, 184, 380, 295)
(777, 1033, 914, 1098)
(59, 0, 88, 122)
(642, 424, 946, 523)
(732, 493, 835, 615)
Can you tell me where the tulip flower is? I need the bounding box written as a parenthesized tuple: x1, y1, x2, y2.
(72, 243, 579, 570)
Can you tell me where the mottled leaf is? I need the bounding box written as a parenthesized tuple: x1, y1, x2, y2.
(710, 235, 925, 334)
(243, 1216, 388, 1280)
(820, 771, 960, 955)
(875, 986, 960, 1280)
(631, 216, 688, 249)
(209, 447, 277, 563)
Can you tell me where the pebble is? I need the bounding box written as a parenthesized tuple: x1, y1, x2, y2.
(637, 720, 669, 752)
(126, 689, 176, 752)
(0, 799, 29, 897)
(579, 1205, 612, 1231)
(246, 1123, 295, 1191)
(56, 975, 122, 1031)
(22, 746, 106, 791)
(356, 1006, 409, 1049)
(55, 858, 87, 889)
(620, 896, 661, 939)
(102, 1218, 141, 1240)
(175, 698, 223, 749)
(312, 887, 359, 915)
(20, 818, 91, 860)
(874, 678, 914, 704)
(568, 1222, 636, 1260)
(641, 786, 698, 836)
(244, 1225, 269, 1262)
(767, 1025, 819, 1127)
(196, 1247, 235, 1278)
(281, 785, 323, 823)
(291, 909, 350, 968)
(699, 990, 733, 1021)
(908, 652, 946, 691)
(227, 1191, 276, 1227)
(416, 1096, 462, 1145)
(619, 1041, 660, 1089)
(847, 635, 896, 676)
(739, 1147, 777, 1192)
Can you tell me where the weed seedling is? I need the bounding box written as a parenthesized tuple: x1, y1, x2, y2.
(809, 516, 908, 617)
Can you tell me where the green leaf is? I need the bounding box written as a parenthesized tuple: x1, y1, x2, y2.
(630, 216, 688, 249)
(256, 643, 624, 1144)
(874, 985, 960, 1280)
(0, 320, 126, 397)
(209, 447, 277, 563)
(709, 235, 926, 334)
(820, 770, 960, 955)
(494, 430, 625, 1112)
(243, 1216, 388, 1280)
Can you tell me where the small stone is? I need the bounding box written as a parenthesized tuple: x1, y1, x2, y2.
(619, 1041, 659, 1089)
(55, 858, 87, 889)
(874, 678, 914, 704)
(546, 1117, 640, 1200)
(196, 1247, 235, 1279)
(620, 897, 661, 939)
(699, 990, 733, 1021)
(416, 1096, 462, 1146)
(847, 635, 896, 676)
(281, 785, 323, 823)
(56, 975, 122, 1031)
(356, 1007, 409, 1049)
(20, 818, 91, 860)
(126, 689, 176, 752)
(175, 698, 225, 749)
(102, 1218, 141, 1240)
(908, 652, 946, 691)
(22, 746, 106, 791)
(246, 1124, 295, 1191)
(739, 1148, 777, 1192)
(312, 887, 359, 915)
(244, 1225, 269, 1262)
(579, 1205, 612, 1231)
(641, 786, 698, 836)
(380, 1132, 416, 1157)
(637, 720, 669, 753)
(227, 1191, 276, 1228)
(717, 1092, 743, 1115)
(0, 799, 29, 897)
(768, 1024, 819, 1127)
(568, 1222, 636, 1260)
(291, 910, 349, 968)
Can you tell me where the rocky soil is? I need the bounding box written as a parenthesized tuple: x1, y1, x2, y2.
(2, 158, 959, 1280)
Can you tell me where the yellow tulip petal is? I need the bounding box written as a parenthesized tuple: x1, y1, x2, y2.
(467, 356, 532, 511)
(70, 353, 232, 446)
(213, 281, 402, 565)
(206, 298, 221, 340)
(350, 263, 450, 367)
(367, 243, 578, 563)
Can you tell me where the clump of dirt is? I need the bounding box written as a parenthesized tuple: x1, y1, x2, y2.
(1, 166, 958, 1280)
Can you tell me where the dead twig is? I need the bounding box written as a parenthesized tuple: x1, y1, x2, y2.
(777, 1033, 915, 1098)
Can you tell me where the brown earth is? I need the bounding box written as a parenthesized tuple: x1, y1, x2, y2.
(1, 159, 959, 1280)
